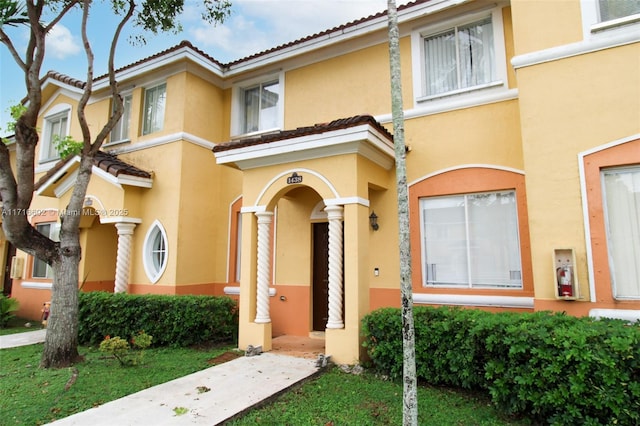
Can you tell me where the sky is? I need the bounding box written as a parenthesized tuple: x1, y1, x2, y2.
(0, 0, 406, 128)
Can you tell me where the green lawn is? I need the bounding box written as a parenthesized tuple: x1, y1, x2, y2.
(0, 342, 235, 425)
(0, 317, 43, 335)
(1, 335, 530, 426)
(228, 367, 530, 426)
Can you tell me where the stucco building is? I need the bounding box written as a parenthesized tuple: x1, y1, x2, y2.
(2, 0, 639, 363)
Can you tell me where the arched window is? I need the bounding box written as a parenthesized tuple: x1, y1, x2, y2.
(143, 220, 168, 283)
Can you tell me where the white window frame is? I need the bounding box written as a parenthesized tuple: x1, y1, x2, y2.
(581, 0, 640, 36)
(142, 82, 167, 136)
(411, 7, 507, 106)
(32, 222, 60, 279)
(107, 93, 133, 145)
(40, 104, 71, 163)
(230, 72, 284, 137)
(601, 165, 640, 300)
(419, 190, 523, 289)
(143, 220, 168, 283)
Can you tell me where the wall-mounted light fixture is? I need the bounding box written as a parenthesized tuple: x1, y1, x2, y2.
(369, 211, 379, 231)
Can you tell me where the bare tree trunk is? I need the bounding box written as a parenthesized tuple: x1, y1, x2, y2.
(386, 1, 418, 425)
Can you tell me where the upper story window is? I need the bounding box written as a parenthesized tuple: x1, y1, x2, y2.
(109, 94, 132, 144)
(32, 222, 60, 279)
(420, 190, 522, 289)
(413, 8, 507, 103)
(598, 0, 640, 22)
(142, 83, 166, 135)
(424, 17, 495, 97)
(582, 0, 640, 34)
(41, 105, 71, 163)
(231, 73, 283, 136)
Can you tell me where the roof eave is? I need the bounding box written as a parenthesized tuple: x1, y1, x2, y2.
(214, 123, 395, 171)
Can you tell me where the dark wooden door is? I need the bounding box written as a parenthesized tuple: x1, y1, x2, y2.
(312, 223, 329, 331)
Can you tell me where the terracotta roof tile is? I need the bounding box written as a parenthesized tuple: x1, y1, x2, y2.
(212, 114, 393, 153)
(34, 151, 151, 191)
(44, 71, 86, 89)
(93, 151, 151, 178)
(225, 0, 426, 66)
(44, 0, 431, 86)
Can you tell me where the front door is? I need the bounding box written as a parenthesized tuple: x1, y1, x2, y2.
(312, 222, 329, 331)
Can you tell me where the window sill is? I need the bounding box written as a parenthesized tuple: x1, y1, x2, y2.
(416, 80, 505, 103)
(230, 127, 281, 141)
(104, 139, 131, 149)
(21, 281, 53, 290)
(591, 13, 640, 33)
(414, 293, 534, 309)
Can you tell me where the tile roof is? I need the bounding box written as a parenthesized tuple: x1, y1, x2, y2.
(43, 0, 430, 87)
(34, 151, 151, 191)
(212, 114, 394, 153)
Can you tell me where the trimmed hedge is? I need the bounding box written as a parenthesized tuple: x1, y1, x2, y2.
(362, 306, 640, 425)
(78, 292, 238, 347)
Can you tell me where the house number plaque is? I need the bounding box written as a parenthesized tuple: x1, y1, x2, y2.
(287, 172, 303, 184)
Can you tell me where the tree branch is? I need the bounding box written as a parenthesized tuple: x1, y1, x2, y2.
(77, 0, 93, 148)
(89, 0, 136, 154)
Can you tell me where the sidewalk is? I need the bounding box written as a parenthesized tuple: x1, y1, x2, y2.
(0, 328, 46, 348)
(2, 331, 321, 425)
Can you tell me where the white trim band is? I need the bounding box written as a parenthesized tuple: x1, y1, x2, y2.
(414, 293, 534, 309)
(589, 309, 640, 322)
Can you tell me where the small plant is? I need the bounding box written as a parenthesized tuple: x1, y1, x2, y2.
(99, 331, 153, 366)
(0, 295, 20, 328)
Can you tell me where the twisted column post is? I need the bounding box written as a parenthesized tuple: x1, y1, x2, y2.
(325, 205, 344, 329)
(254, 211, 273, 323)
(114, 222, 136, 293)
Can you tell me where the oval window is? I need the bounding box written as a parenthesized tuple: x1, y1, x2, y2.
(143, 220, 168, 283)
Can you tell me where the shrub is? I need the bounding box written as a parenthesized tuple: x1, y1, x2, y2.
(362, 306, 640, 425)
(99, 331, 153, 366)
(0, 295, 19, 328)
(78, 292, 238, 347)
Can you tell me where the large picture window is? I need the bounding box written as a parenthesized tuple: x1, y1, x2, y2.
(32, 222, 60, 279)
(423, 16, 496, 98)
(142, 83, 166, 135)
(602, 166, 640, 299)
(420, 190, 522, 288)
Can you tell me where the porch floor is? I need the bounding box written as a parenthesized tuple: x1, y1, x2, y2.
(271, 333, 325, 359)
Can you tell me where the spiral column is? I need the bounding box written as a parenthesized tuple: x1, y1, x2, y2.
(254, 211, 273, 323)
(325, 205, 344, 329)
(114, 222, 136, 293)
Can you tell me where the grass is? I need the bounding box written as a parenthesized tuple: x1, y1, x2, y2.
(0, 341, 236, 425)
(1, 325, 530, 426)
(0, 317, 42, 335)
(227, 367, 530, 426)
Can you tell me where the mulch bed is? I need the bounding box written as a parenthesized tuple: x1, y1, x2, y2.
(206, 351, 242, 365)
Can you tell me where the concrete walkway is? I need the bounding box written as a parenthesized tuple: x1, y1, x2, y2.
(1, 331, 321, 425)
(0, 328, 46, 348)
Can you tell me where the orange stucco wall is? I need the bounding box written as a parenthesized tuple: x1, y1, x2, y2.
(270, 284, 311, 337)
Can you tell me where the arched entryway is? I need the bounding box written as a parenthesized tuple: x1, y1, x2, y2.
(213, 115, 396, 364)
